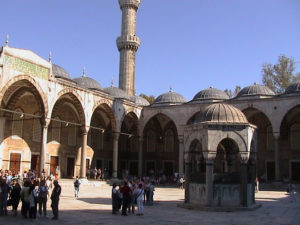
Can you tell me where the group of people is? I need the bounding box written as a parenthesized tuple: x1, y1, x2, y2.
(111, 179, 156, 216)
(0, 169, 61, 220)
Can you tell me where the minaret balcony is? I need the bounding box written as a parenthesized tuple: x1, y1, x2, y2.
(116, 35, 141, 51)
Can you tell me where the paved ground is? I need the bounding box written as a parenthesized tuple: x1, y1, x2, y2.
(0, 180, 299, 225)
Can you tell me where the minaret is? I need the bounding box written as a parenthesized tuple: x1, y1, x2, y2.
(117, 0, 141, 96)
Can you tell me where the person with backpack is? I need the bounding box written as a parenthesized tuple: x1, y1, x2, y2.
(51, 180, 61, 220)
(20, 180, 31, 218)
(133, 183, 144, 216)
(38, 180, 49, 216)
(74, 176, 81, 198)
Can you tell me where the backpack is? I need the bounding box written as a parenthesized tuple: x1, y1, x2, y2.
(74, 180, 80, 187)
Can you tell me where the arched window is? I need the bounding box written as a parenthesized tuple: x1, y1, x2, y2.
(32, 112, 41, 142)
(68, 125, 77, 146)
(267, 125, 274, 151)
(290, 123, 300, 150)
(52, 117, 61, 142)
(12, 108, 23, 139)
(147, 130, 156, 152)
(164, 129, 174, 152)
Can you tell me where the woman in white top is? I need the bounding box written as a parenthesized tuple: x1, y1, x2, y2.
(133, 183, 144, 216)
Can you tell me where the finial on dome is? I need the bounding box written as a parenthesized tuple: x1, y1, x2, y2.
(209, 86, 213, 88)
(169, 86, 173, 92)
(82, 67, 86, 77)
(254, 82, 257, 85)
(111, 77, 114, 87)
(49, 52, 52, 63)
(5, 34, 9, 46)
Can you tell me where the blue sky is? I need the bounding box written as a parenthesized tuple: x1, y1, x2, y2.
(1, 0, 300, 100)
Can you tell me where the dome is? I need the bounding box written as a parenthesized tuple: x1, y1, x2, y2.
(131, 95, 150, 106)
(236, 83, 275, 98)
(73, 76, 102, 90)
(192, 87, 229, 101)
(284, 82, 300, 95)
(195, 103, 248, 124)
(153, 89, 186, 105)
(52, 64, 71, 79)
(104, 86, 130, 99)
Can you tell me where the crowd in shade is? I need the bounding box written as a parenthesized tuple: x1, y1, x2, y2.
(0, 169, 61, 220)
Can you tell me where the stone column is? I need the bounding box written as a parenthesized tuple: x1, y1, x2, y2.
(184, 161, 191, 204)
(80, 127, 89, 178)
(40, 118, 50, 174)
(138, 136, 143, 177)
(240, 157, 249, 207)
(178, 135, 184, 177)
(205, 159, 214, 206)
(112, 133, 120, 178)
(273, 133, 280, 181)
(0, 117, 6, 169)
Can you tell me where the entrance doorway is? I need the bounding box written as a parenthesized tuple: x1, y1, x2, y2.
(96, 159, 102, 170)
(31, 155, 40, 173)
(266, 161, 275, 181)
(10, 153, 21, 174)
(146, 161, 155, 176)
(50, 156, 59, 176)
(67, 157, 75, 178)
(163, 161, 174, 176)
(86, 158, 90, 177)
(291, 161, 300, 181)
(129, 161, 138, 176)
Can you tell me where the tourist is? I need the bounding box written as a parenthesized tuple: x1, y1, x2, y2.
(288, 183, 296, 202)
(10, 178, 21, 216)
(127, 180, 135, 214)
(28, 183, 38, 219)
(133, 183, 144, 216)
(111, 183, 119, 214)
(0, 177, 9, 216)
(97, 168, 102, 180)
(255, 177, 259, 192)
(46, 176, 52, 190)
(179, 177, 185, 189)
(20, 180, 31, 218)
(120, 181, 131, 216)
(38, 180, 49, 216)
(149, 181, 155, 205)
(51, 180, 61, 220)
(74, 176, 80, 198)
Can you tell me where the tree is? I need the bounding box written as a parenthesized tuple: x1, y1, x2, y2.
(262, 55, 297, 93)
(139, 93, 155, 104)
(224, 85, 241, 98)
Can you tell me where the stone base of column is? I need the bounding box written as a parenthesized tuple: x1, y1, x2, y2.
(177, 203, 262, 212)
(79, 178, 89, 184)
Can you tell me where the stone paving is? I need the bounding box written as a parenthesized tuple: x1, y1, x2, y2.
(0, 180, 299, 225)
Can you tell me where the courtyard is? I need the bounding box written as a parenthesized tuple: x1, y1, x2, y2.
(0, 180, 299, 225)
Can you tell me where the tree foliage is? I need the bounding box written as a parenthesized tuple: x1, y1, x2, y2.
(139, 93, 155, 104)
(262, 55, 299, 93)
(224, 85, 241, 98)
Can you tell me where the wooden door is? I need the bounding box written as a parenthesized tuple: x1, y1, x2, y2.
(291, 162, 300, 181)
(129, 161, 138, 176)
(86, 158, 90, 176)
(164, 161, 174, 176)
(10, 153, 21, 174)
(266, 161, 275, 181)
(67, 157, 75, 177)
(50, 156, 59, 176)
(146, 161, 155, 176)
(96, 160, 102, 170)
(31, 155, 40, 173)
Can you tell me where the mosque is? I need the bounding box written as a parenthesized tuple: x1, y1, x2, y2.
(0, 0, 299, 207)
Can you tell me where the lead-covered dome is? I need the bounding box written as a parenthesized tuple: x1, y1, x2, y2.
(52, 64, 71, 79)
(152, 89, 186, 106)
(284, 82, 300, 95)
(131, 95, 150, 106)
(236, 83, 275, 98)
(192, 87, 229, 102)
(73, 76, 102, 90)
(195, 103, 248, 124)
(104, 86, 130, 99)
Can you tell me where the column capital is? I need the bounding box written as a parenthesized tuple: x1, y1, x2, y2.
(178, 135, 184, 143)
(273, 132, 280, 140)
(112, 132, 120, 140)
(40, 116, 50, 128)
(80, 126, 89, 135)
(119, 0, 141, 10)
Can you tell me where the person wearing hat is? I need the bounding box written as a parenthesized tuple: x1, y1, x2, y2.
(50, 180, 61, 220)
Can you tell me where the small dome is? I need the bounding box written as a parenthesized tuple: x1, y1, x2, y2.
(236, 83, 275, 98)
(195, 103, 248, 124)
(192, 87, 229, 101)
(104, 86, 130, 99)
(73, 76, 102, 90)
(284, 82, 300, 95)
(153, 89, 186, 105)
(131, 95, 150, 106)
(52, 64, 71, 79)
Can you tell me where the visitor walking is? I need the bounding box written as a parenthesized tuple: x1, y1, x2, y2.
(20, 180, 31, 218)
(28, 184, 38, 219)
(112, 183, 119, 214)
(120, 181, 131, 216)
(74, 176, 80, 198)
(38, 180, 49, 216)
(133, 183, 144, 216)
(0, 177, 9, 216)
(10, 178, 21, 216)
(51, 180, 61, 220)
(288, 183, 296, 202)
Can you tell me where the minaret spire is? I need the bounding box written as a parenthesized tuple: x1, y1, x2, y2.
(5, 34, 9, 46)
(117, 0, 141, 96)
